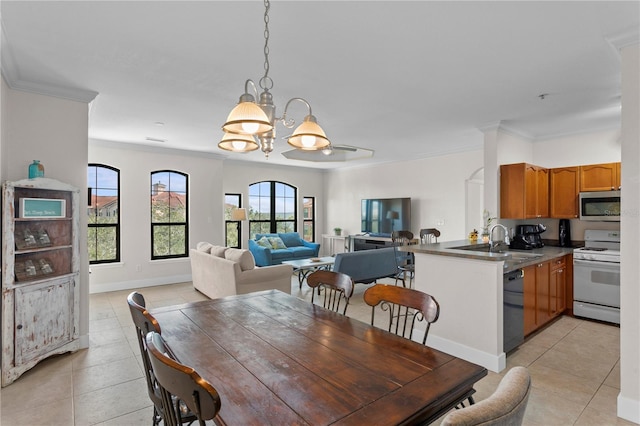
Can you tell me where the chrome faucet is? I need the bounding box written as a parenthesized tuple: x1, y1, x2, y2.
(489, 223, 510, 252)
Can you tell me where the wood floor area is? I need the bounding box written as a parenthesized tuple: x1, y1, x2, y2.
(0, 276, 631, 425)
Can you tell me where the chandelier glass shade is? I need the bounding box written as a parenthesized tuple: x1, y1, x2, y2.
(217, 132, 259, 152)
(218, 0, 331, 158)
(287, 115, 330, 150)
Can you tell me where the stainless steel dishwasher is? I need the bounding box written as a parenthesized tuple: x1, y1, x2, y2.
(504, 269, 524, 353)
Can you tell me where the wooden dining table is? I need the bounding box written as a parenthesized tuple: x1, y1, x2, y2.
(151, 289, 487, 425)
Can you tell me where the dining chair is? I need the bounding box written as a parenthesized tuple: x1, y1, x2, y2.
(146, 331, 223, 426)
(440, 366, 532, 426)
(391, 230, 416, 287)
(363, 283, 439, 345)
(307, 270, 354, 314)
(127, 292, 194, 426)
(419, 228, 441, 244)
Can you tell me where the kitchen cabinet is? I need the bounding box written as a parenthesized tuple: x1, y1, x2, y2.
(523, 265, 537, 336)
(535, 261, 551, 327)
(500, 163, 549, 219)
(523, 254, 571, 336)
(549, 257, 566, 318)
(550, 167, 580, 218)
(580, 162, 621, 191)
(2, 178, 80, 386)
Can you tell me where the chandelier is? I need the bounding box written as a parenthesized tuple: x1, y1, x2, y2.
(218, 0, 331, 158)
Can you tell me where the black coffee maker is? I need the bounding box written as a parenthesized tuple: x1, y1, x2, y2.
(510, 224, 546, 249)
(558, 219, 572, 247)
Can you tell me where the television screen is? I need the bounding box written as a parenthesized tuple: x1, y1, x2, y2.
(361, 197, 411, 236)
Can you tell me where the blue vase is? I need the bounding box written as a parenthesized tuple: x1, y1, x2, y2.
(28, 160, 45, 179)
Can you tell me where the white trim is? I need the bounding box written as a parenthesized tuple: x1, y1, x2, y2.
(617, 394, 640, 424)
(426, 334, 506, 373)
(90, 274, 192, 294)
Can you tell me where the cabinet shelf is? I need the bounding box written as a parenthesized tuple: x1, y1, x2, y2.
(15, 244, 73, 255)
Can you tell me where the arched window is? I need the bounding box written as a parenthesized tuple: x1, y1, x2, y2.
(248, 181, 296, 238)
(151, 170, 189, 259)
(88, 164, 120, 264)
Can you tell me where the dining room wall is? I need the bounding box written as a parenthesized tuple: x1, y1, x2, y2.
(88, 139, 225, 293)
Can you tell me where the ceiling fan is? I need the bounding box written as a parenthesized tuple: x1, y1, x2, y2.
(281, 144, 374, 162)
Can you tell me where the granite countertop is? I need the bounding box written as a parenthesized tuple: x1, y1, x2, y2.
(404, 239, 577, 273)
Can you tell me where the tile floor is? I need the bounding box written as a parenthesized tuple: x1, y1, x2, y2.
(0, 276, 633, 425)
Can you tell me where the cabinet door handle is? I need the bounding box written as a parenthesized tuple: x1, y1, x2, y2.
(16, 324, 23, 330)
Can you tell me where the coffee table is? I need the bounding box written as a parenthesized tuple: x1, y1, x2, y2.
(282, 256, 335, 288)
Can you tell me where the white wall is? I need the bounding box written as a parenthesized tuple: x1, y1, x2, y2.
(533, 129, 621, 168)
(618, 43, 640, 424)
(88, 140, 224, 293)
(1, 82, 91, 342)
(324, 150, 484, 241)
(222, 159, 326, 248)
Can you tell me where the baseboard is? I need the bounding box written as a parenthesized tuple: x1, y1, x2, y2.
(427, 334, 506, 373)
(90, 274, 192, 294)
(617, 394, 640, 424)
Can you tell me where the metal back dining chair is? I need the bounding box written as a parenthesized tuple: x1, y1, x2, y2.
(127, 291, 165, 426)
(363, 283, 439, 345)
(391, 230, 415, 287)
(146, 331, 223, 426)
(307, 270, 354, 315)
(128, 292, 195, 426)
(419, 228, 441, 244)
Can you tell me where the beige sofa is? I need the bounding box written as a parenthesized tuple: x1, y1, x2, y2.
(190, 242, 293, 299)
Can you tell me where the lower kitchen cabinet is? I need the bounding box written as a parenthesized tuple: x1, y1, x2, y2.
(523, 265, 537, 336)
(523, 254, 571, 337)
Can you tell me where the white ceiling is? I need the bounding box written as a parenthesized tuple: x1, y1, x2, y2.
(1, 1, 638, 169)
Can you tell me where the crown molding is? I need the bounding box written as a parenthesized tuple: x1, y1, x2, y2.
(605, 26, 640, 59)
(1, 19, 98, 103)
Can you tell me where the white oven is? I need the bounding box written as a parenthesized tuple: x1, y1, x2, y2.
(573, 230, 620, 324)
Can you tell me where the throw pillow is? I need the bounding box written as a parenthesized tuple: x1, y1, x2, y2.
(210, 245, 228, 258)
(268, 236, 287, 250)
(224, 248, 256, 271)
(196, 242, 214, 253)
(256, 236, 272, 248)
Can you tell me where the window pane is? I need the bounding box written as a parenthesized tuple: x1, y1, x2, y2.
(169, 225, 186, 255)
(226, 222, 239, 248)
(95, 227, 117, 261)
(303, 221, 313, 241)
(153, 225, 171, 256)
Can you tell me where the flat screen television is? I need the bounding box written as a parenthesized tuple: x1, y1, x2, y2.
(361, 197, 411, 236)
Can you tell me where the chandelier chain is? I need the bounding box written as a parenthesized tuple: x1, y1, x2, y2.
(260, 0, 273, 91)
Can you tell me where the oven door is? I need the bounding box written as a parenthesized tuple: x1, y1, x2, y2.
(573, 259, 620, 307)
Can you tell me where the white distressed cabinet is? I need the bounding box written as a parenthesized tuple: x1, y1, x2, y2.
(2, 178, 80, 386)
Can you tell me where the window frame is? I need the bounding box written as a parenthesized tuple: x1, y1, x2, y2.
(248, 181, 297, 239)
(150, 170, 189, 260)
(302, 196, 315, 242)
(225, 193, 242, 248)
(87, 163, 121, 264)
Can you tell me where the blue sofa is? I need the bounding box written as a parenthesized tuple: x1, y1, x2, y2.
(248, 232, 320, 266)
(333, 247, 398, 284)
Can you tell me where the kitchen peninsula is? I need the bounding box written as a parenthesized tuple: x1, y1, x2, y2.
(403, 240, 574, 372)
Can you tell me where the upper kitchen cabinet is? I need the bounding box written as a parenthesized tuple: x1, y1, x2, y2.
(550, 167, 580, 218)
(500, 163, 549, 219)
(580, 162, 621, 191)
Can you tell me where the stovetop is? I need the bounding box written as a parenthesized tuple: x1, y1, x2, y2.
(574, 230, 620, 262)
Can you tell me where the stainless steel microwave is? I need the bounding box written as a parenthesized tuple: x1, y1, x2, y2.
(579, 191, 621, 221)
